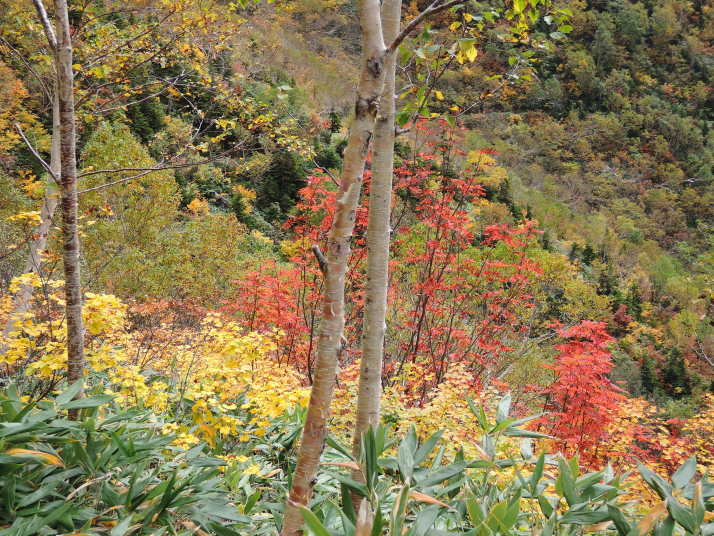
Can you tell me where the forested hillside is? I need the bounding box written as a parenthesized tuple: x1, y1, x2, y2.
(0, 0, 712, 534)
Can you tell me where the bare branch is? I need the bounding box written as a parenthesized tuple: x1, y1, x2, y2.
(311, 245, 328, 275)
(93, 75, 182, 114)
(311, 159, 340, 187)
(387, 0, 467, 56)
(32, 0, 58, 51)
(77, 141, 247, 194)
(14, 123, 59, 184)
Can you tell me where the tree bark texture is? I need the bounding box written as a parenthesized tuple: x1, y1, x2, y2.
(54, 0, 85, 394)
(280, 1, 387, 534)
(351, 0, 401, 464)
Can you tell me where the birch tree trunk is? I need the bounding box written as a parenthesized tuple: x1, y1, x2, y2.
(1, 92, 60, 349)
(351, 0, 401, 466)
(280, 1, 387, 534)
(54, 0, 85, 395)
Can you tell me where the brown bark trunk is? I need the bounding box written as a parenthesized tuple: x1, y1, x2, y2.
(54, 0, 85, 399)
(351, 0, 401, 467)
(280, 1, 387, 534)
(1, 92, 60, 350)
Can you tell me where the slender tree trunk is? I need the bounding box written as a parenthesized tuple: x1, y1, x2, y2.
(280, 2, 387, 534)
(1, 92, 60, 350)
(54, 0, 85, 396)
(351, 0, 401, 467)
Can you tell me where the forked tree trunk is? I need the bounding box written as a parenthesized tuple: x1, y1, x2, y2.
(1, 92, 60, 350)
(280, 1, 387, 534)
(54, 0, 85, 396)
(351, 0, 402, 467)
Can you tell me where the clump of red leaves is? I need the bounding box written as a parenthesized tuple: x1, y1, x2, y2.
(540, 321, 626, 464)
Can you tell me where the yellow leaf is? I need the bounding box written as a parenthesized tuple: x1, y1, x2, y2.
(464, 13, 473, 22)
(322, 461, 361, 471)
(466, 46, 478, 63)
(5, 448, 64, 466)
(434, 90, 444, 101)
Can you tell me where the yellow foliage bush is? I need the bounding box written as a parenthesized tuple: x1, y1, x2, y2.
(330, 362, 521, 465)
(0, 279, 309, 448)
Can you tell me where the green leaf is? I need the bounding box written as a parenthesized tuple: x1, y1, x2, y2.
(491, 417, 515, 433)
(326, 435, 354, 460)
(340, 482, 356, 524)
(466, 494, 485, 526)
(110, 516, 134, 536)
(503, 428, 551, 439)
(556, 458, 577, 506)
(331, 473, 369, 498)
(390, 486, 410, 536)
(538, 495, 554, 518)
(575, 471, 604, 492)
(607, 505, 632, 536)
(414, 430, 443, 465)
(667, 498, 697, 533)
(531, 454, 545, 493)
(371, 502, 385, 536)
(412, 505, 440, 536)
(244, 490, 261, 515)
(62, 395, 114, 410)
(560, 509, 610, 525)
(467, 398, 489, 431)
(672, 457, 697, 489)
(300, 508, 332, 536)
(557, 24, 573, 33)
(398, 437, 415, 483)
(654, 514, 675, 536)
(55, 380, 84, 406)
(638, 463, 673, 500)
(396, 110, 411, 127)
(418, 463, 464, 488)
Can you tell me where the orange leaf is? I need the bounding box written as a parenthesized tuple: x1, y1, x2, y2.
(409, 490, 449, 508)
(636, 501, 667, 535)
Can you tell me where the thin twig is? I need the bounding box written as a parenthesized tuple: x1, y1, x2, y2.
(77, 141, 247, 194)
(0, 37, 52, 101)
(14, 123, 59, 184)
(311, 159, 340, 187)
(65, 472, 114, 501)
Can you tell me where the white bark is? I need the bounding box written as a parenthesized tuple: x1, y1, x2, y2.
(280, 1, 387, 534)
(352, 0, 401, 462)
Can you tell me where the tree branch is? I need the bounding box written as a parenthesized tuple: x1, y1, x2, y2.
(311, 245, 328, 276)
(387, 0, 468, 56)
(31, 0, 58, 51)
(14, 123, 59, 184)
(77, 141, 247, 194)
